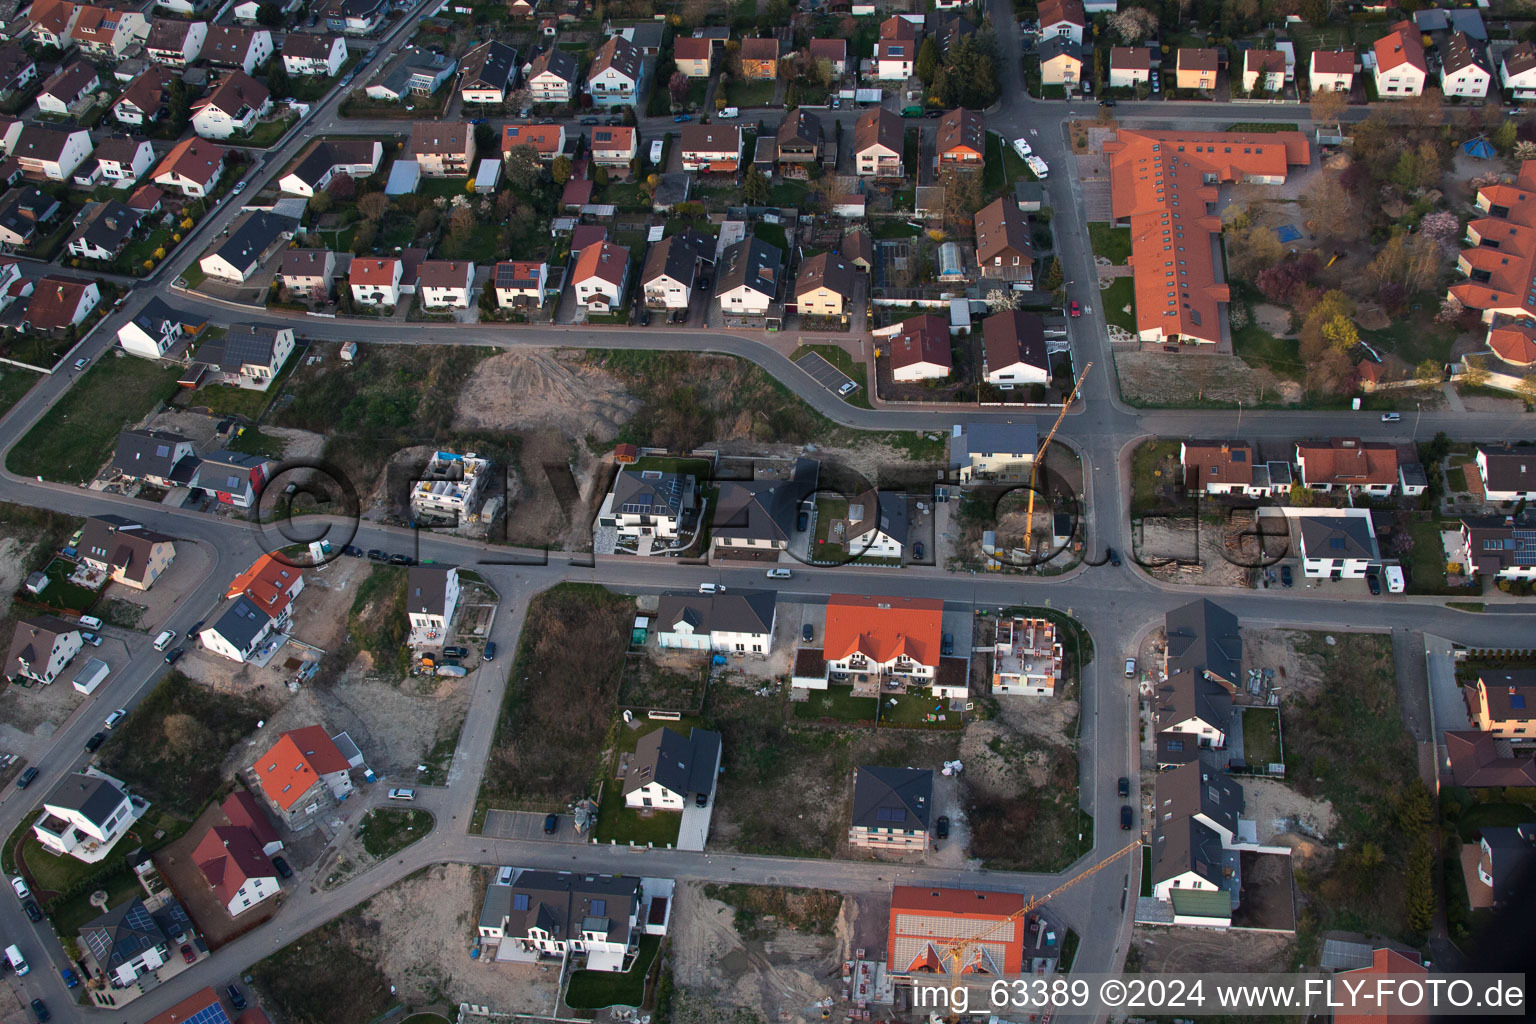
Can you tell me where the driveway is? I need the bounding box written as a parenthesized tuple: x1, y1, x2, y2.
(676, 743, 722, 851)
(482, 809, 583, 843)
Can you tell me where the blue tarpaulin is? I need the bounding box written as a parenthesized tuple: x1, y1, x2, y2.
(1462, 137, 1495, 159)
(1277, 225, 1302, 243)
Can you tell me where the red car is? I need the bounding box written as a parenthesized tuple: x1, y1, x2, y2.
(180, 945, 196, 964)
(1069, 300, 1082, 318)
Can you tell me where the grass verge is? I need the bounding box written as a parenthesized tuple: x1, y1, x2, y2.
(565, 934, 662, 1009)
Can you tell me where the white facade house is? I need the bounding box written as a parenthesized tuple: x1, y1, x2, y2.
(194, 825, 280, 916)
(654, 590, 777, 654)
(7, 615, 83, 685)
(200, 595, 286, 662)
(410, 451, 491, 523)
(1291, 510, 1380, 579)
(1373, 21, 1427, 98)
(622, 727, 721, 809)
(586, 35, 641, 107)
(117, 299, 191, 359)
(405, 565, 460, 642)
(598, 468, 697, 541)
(416, 260, 476, 309)
(1502, 43, 1536, 100)
(525, 49, 578, 103)
(1477, 446, 1536, 503)
(283, 34, 348, 76)
(190, 71, 272, 139)
(477, 871, 651, 972)
(1441, 31, 1491, 98)
(93, 136, 154, 184)
(33, 771, 143, 865)
(1038, 0, 1086, 45)
(1308, 50, 1355, 93)
(350, 257, 404, 307)
(12, 124, 92, 181)
(492, 261, 548, 308)
(572, 241, 629, 311)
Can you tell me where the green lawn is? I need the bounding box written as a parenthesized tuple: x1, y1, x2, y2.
(812, 496, 850, 560)
(767, 180, 809, 208)
(1241, 707, 1281, 767)
(565, 935, 661, 1009)
(18, 834, 106, 896)
(1100, 277, 1136, 332)
(724, 78, 777, 108)
(47, 866, 143, 937)
(879, 691, 965, 728)
(0, 366, 38, 415)
(1453, 798, 1536, 843)
(1361, 315, 1458, 368)
(1129, 439, 1180, 513)
(436, 222, 502, 263)
(792, 685, 877, 722)
(791, 344, 870, 408)
(983, 132, 1010, 194)
(873, 220, 920, 239)
(240, 114, 300, 148)
(188, 382, 276, 419)
(1233, 320, 1303, 381)
(1087, 222, 1132, 265)
(6, 357, 183, 484)
(1405, 517, 1461, 593)
(31, 558, 99, 612)
(593, 783, 683, 846)
(357, 808, 433, 858)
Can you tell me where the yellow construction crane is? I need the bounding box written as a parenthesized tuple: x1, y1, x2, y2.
(1023, 361, 1092, 556)
(935, 836, 1139, 977)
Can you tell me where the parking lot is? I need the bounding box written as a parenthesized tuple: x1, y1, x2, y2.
(794, 350, 858, 397)
(481, 809, 584, 843)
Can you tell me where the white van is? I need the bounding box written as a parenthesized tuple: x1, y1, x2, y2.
(1384, 565, 1405, 593)
(78, 615, 102, 631)
(153, 629, 176, 652)
(388, 788, 415, 801)
(698, 583, 721, 594)
(719, 106, 739, 118)
(649, 139, 664, 164)
(5, 944, 27, 976)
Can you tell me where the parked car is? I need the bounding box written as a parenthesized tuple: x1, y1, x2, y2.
(673, 114, 692, 122)
(11, 876, 29, 899)
(388, 554, 414, 566)
(1118, 777, 1130, 798)
(1120, 805, 1133, 829)
(1124, 658, 1136, 677)
(913, 541, 924, 559)
(30, 999, 48, 1023)
(797, 511, 809, 532)
(935, 815, 950, 839)
(442, 645, 468, 658)
(1100, 98, 1116, 107)
(941, 632, 954, 656)
(388, 788, 415, 801)
(580, 116, 598, 125)
(22, 900, 40, 922)
(60, 968, 79, 989)
(104, 709, 126, 730)
(232, 180, 246, 194)
(186, 621, 204, 640)
(367, 549, 387, 561)
(1069, 300, 1082, 317)
(695, 791, 708, 807)
(272, 856, 293, 879)
(483, 642, 497, 661)
(766, 568, 791, 579)
(84, 732, 106, 752)
(543, 813, 559, 835)
(164, 648, 184, 665)
(1367, 572, 1382, 595)
(1107, 547, 1121, 566)
(1381, 412, 1401, 422)
(227, 985, 246, 1010)
(81, 632, 101, 646)
(153, 629, 176, 651)
(343, 545, 364, 557)
(16, 767, 37, 789)
(802, 624, 814, 643)
(698, 583, 721, 594)
(837, 380, 857, 396)
(1280, 564, 1293, 588)
(180, 945, 195, 964)
(73, 358, 87, 371)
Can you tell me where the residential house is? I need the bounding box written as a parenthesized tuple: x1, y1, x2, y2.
(283, 33, 348, 77)
(741, 36, 781, 79)
(991, 614, 1062, 695)
(937, 107, 984, 167)
(409, 121, 475, 176)
(572, 240, 628, 311)
(501, 123, 566, 161)
(92, 134, 153, 185)
(1502, 42, 1536, 101)
(889, 313, 952, 381)
(948, 421, 1038, 484)
(793, 251, 856, 318)
(598, 466, 697, 541)
(1038, 0, 1085, 45)
(589, 125, 636, 166)
(35, 60, 98, 115)
(775, 109, 821, 173)
(199, 211, 296, 282)
(1466, 669, 1536, 740)
(112, 428, 196, 486)
(252, 726, 355, 829)
(1148, 815, 1230, 921)
(492, 260, 548, 308)
(1293, 510, 1380, 578)
(224, 788, 284, 857)
(673, 36, 712, 78)
(926, 10, 977, 56)
(525, 48, 578, 103)
(152, 136, 227, 196)
(191, 324, 295, 388)
(191, 449, 272, 508)
(191, 70, 271, 139)
(78, 515, 175, 590)
(366, 47, 456, 100)
(1374, 21, 1427, 98)
(316, 0, 389, 35)
(1295, 437, 1398, 495)
(1441, 31, 1491, 98)
(1476, 446, 1536, 502)
(278, 249, 337, 300)
(1309, 49, 1354, 93)
(1165, 597, 1242, 688)
(12, 124, 91, 181)
(1445, 729, 1536, 787)
(974, 196, 1032, 282)
(117, 297, 201, 359)
(113, 68, 179, 127)
(199, 563, 300, 661)
(145, 989, 239, 1024)
(845, 490, 909, 560)
(417, 259, 476, 308)
(128, 185, 166, 214)
(1101, 128, 1311, 345)
(1475, 824, 1536, 904)
(623, 726, 721, 808)
(1153, 667, 1232, 752)
(7, 614, 82, 684)
(679, 123, 741, 172)
(845, 228, 873, 272)
(1110, 46, 1151, 88)
(1242, 49, 1285, 92)
(69, 5, 148, 58)
(33, 770, 142, 864)
(853, 107, 902, 177)
(1332, 950, 1430, 1024)
(871, 16, 917, 80)
(808, 37, 847, 76)
(28, 0, 80, 49)
(641, 228, 712, 310)
(202, 25, 272, 75)
(405, 564, 460, 641)
(981, 309, 1049, 387)
(1179, 441, 1288, 497)
(0, 45, 39, 100)
(1461, 514, 1536, 581)
(351, 257, 403, 307)
(1452, 161, 1536, 328)
(24, 275, 99, 330)
(478, 870, 644, 970)
(715, 237, 781, 317)
(1176, 47, 1218, 90)
(586, 35, 641, 106)
(1038, 37, 1083, 87)
(0, 186, 59, 248)
(813, 594, 962, 696)
(79, 896, 192, 988)
(1154, 760, 1244, 843)
(144, 19, 206, 67)
(223, 551, 304, 614)
(194, 824, 280, 916)
(848, 766, 932, 851)
(459, 40, 518, 104)
(410, 451, 490, 525)
(0, 263, 23, 313)
(886, 887, 1028, 976)
(710, 457, 818, 556)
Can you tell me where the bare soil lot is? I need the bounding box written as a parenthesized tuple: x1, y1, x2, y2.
(1231, 851, 1298, 931)
(1135, 511, 1277, 587)
(1116, 351, 1300, 406)
(1130, 925, 1294, 973)
(453, 351, 639, 444)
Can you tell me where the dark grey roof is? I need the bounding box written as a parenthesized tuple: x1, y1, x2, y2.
(641, 228, 713, 288)
(1479, 446, 1536, 493)
(849, 490, 909, 547)
(1479, 824, 1536, 901)
(75, 200, 141, 253)
(0, 185, 57, 242)
(80, 897, 167, 971)
(406, 565, 454, 615)
(1155, 761, 1244, 836)
(79, 515, 172, 581)
(1165, 598, 1241, 685)
(501, 870, 641, 943)
(113, 428, 194, 480)
(711, 458, 818, 544)
(948, 421, 1039, 469)
(1151, 815, 1225, 886)
(527, 47, 578, 84)
(130, 297, 204, 337)
(1462, 513, 1536, 573)
(1036, 36, 1079, 63)
(192, 449, 269, 492)
(461, 39, 518, 90)
(1399, 463, 1428, 489)
(655, 590, 777, 637)
(1297, 515, 1378, 563)
(45, 772, 128, 828)
(210, 211, 297, 272)
(850, 765, 932, 831)
(145, 19, 197, 50)
(195, 324, 286, 372)
(8, 614, 80, 678)
(613, 468, 693, 518)
(1154, 671, 1232, 736)
(13, 123, 83, 162)
(479, 881, 514, 929)
(210, 594, 273, 649)
(1442, 31, 1489, 76)
(717, 237, 783, 299)
(623, 726, 721, 799)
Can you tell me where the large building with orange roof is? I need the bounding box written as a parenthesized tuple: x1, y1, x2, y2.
(816, 594, 969, 697)
(1101, 128, 1311, 346)
(252, 725, 355, 829)
(1333, 948, 1428, 1024)
(1451, 160, 1536, 366)
(225, 553, 304, 613)
(887, 886, 1028, 976)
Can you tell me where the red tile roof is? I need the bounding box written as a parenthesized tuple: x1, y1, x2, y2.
(1489, 322, 1536, 366)
(1374, 20, 1426, 74)
(573, 240, 628, 287)
(155, 136, 228, 186)
(1112, 46, 1151, 71)
(254, 726, 350, 811)
(1037, 0, 1084, 28)
(1334, 949, 1428, 1024)
(888, 886, 1028, 975)
(24, 275, 92, 330)
(226, 553, 302, 612)
(1296, 437, 1398, 485)
(1311, 49, 1355, 75)
(673, 37, 712, 60)
(1452, 161, 1536, 320)
(1179, 48, 1218, 72)
(145, 988, 229, 1024)
(222, 790, 281, 849)
(1244, 49, 1285, 74)
(823, 593, 942, 668)
(350, 257, 401, 286)
(194, 824, 272, 905)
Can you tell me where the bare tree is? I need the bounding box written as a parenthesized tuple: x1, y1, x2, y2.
(1107, 7, 1158, 43)
(986, 288, 1020, 312)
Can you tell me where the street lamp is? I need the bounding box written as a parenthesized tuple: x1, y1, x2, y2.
(1414, 400, 1423, 440)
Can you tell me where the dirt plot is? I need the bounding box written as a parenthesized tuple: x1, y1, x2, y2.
(1232, 851, 1298, 931)
(1242, 776, 1339, 844)
(154, 796, 279, 948)
(1115, 351, 1300, 406)
(1136, 511, 1281, 587)
(617, 650, 709, 712)
(0, 670, 86, 757)
(668, 882, 846, 1024)
(453, 351, 640, 445)
(1130, 925, 1294, 973)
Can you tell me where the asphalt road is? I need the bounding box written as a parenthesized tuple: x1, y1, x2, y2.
(0, 6, 1532, 1020)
